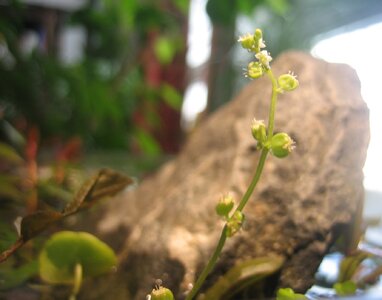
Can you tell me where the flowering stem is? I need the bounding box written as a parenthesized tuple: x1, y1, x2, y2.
(185, 226, 228, 300)
(265, 69, 279, 139)
(185, 71, 278, 299)
(185, 30, 288, 300)
(236, 148, 268, 212)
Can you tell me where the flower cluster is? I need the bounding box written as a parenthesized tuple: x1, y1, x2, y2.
(238, 28, 299, 158)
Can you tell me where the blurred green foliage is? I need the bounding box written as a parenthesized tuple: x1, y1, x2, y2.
(0, 0, 187, 152)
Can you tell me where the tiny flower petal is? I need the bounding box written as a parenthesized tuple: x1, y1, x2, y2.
(255, 50, 272, 69)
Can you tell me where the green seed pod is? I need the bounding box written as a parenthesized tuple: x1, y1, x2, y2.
(216, 194, 235, 218)
(278, 73, 299, 92)
(246, 62, 263, 79)
(251, 118, 267, 144)
(150, 287, 174, 300)
(270, 133, 294, 158)
(226, 211, 245, 237)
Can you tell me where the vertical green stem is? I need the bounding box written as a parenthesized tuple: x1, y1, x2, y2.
(185, 226, 228, 300)
(265, 69, 279, 138)
(236, 148, 268, 212)
(185, 57, 280, 300)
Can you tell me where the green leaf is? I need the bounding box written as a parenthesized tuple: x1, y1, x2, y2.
(161, 84, 182, 110)
(277, 288, 307, 300)
(334, 280, 357, 296)
(135, 129, 162, 156)
(200, 256, 285, 300)
(0, 260, 38, 290)
(154, 36, 177, 65)
(1, 169, 133, 263)
(0, 142, 23, 164)
(173, 0, 189, 14)
(0, 176, 23, 200)
(39, 231, 117, 284)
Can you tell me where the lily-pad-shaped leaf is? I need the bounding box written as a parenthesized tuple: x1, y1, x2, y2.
(39, 231, 117, 285)
(0, 169, 133, 264)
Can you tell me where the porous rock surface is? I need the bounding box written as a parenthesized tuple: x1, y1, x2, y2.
(83, 52, 369, 299)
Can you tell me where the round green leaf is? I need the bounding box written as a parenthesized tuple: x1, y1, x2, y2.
(39, 231, 117, 284)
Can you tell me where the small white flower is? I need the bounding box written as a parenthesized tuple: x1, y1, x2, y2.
(255, 50, 272, 68)
(259, 38, 266, 49)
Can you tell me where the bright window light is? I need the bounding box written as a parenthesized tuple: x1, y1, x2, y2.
(181, 81, 208, 130)
(312, 22, 382, 192)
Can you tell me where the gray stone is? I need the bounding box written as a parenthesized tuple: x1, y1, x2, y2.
(84, 52, 370, 299)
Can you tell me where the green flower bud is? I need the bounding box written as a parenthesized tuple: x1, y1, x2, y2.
(251, 118, 267, 144)
(238, 33, 255, 51)
(226, 211, 244, 237)
(150, 287, 174, 300)
(254, 28, 263, 40)
(278, 72, 299, 92)
(270, 132, 294, 158)
(254, 29, 266, 53)
(216, 194, 235, 218)
(246, 62, 263, 79)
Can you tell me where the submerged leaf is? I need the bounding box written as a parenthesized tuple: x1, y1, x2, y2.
(39, 231, 117, 284)
(198, 256, 285, 300)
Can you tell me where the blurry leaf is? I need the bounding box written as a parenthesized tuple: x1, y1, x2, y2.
(1, 121, 26, 148)
(161, 84, 182, 110)
(154, 36, 177, 65)
(63, 168, 134, 215)
(37, 181, 73, 207)
(39, 231, 117, 284)
(199, 256, 285, 300)
(265, 0, 290, 16)
(334, 280, 357, 296)
(276, 288, 307, 300)
(338, 251, 369, 282)
(20, 211, 62, 242)
(173, 0, 189, 14)
(1, 169, 133, 263)
(0, 260, 38, 290)
(0, 223, 18, 253)
(237, 0, 260, 15)
(0, 142, 23, 164)
(0, 176, 23, 200)
(135, 129, 162, 156)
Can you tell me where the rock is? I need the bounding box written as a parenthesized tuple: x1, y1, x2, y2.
(83, 52, 370, 299)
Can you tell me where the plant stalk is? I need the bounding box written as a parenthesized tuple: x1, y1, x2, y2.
(185, 59, 279, 300)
